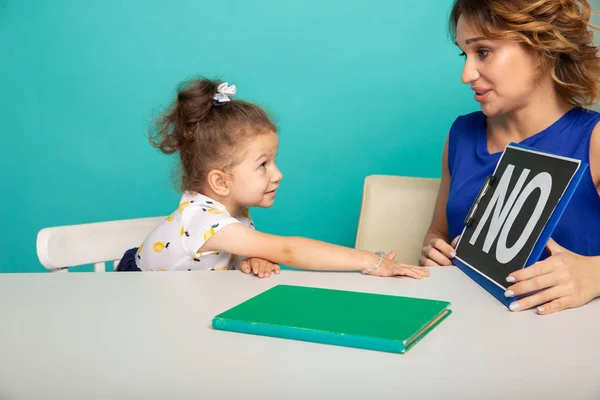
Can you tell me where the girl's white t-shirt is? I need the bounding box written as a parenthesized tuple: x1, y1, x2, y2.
(135, 193, 254, 271)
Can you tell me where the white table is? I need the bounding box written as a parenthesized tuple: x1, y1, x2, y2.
(0, 268, 598, 400)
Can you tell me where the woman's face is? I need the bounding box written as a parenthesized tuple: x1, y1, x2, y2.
(456, 15, 545, 118)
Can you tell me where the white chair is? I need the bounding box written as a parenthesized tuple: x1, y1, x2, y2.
(36, 216, 166, 272)
(355, 175, 441, 264)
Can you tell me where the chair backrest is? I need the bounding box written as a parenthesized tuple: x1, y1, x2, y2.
(36, 216, 165, 272)
(355, 175, 440, 265)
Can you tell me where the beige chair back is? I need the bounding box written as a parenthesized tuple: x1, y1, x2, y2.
(355, 175, 440, 264)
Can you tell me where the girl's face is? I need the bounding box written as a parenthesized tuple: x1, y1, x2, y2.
(228, 131, 283, 212)
(456, 16, 545, 118)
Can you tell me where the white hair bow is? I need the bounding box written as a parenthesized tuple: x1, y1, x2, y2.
(213, 82, 237, 104)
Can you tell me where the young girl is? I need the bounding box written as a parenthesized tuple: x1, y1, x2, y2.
(117, 78, 429, 280)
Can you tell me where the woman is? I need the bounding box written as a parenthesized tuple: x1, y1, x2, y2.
(422, 0, 600, 314)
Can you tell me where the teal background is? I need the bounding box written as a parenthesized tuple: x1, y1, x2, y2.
(1, 0, 480, 273)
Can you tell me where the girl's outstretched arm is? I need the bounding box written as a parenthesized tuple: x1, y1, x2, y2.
(200, 223, 429, 279)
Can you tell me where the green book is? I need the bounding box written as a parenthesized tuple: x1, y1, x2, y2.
(212, 284, 451, 354)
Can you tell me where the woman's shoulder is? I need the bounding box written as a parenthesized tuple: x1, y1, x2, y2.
(449, 110, 486, 136)
(447, 110, 485, 153)
(588, 110, 600, 189)
(565, 107, 600, 136)
(581, 107, 600, 143)
(574, 107, 600, 120)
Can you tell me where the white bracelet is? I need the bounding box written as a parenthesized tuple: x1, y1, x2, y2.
(361, 251, 385, 275)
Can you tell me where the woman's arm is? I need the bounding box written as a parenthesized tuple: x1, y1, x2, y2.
(200, 224, 430, 278)
(424, 136, 451, 245)
(589, 120, 600, 195)
(420, 136, 456, 266)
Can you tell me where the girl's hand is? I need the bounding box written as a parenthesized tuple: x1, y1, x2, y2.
(240, 257, 281, 278)
(366, 251, 431, 279)
(505, 239, 600, 315)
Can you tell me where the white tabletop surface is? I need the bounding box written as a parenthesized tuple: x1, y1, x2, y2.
(0, 267, 598, 400)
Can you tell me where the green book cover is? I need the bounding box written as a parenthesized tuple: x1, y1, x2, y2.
(212, 285, 451, 354)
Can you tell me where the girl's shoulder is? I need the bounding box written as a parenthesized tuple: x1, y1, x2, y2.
(177, 193, 255, 235)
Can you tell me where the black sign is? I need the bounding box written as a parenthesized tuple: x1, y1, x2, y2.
(455, 145, 580, 290)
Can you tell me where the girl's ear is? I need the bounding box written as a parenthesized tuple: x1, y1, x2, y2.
(207, 169, 231, 196)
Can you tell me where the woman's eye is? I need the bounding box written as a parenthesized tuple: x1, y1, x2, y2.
(459, 49, 489, 59)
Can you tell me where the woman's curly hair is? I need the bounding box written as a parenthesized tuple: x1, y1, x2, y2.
(450, 0, 600, 107)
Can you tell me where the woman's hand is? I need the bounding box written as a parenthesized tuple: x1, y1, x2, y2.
(239, 257, 281, 278)
(366, 251, 431, 279)
(505, 239, 600, 315)
(419, 237, 459, 267)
